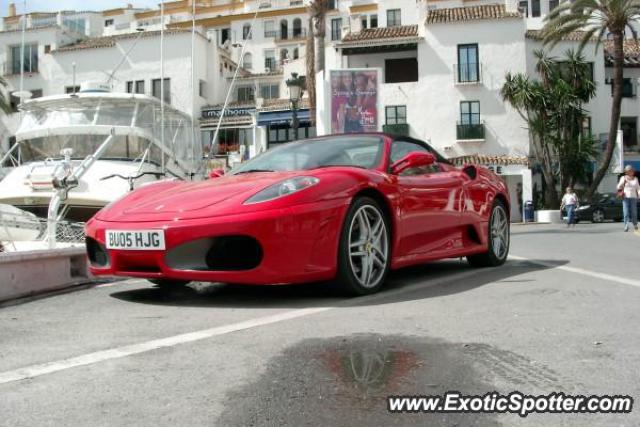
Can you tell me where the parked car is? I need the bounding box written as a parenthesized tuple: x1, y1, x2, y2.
(574, 193, 640, 223)
(86, 133, 510, 295)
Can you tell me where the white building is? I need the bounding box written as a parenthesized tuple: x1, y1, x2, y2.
(2, 0, 640, 215)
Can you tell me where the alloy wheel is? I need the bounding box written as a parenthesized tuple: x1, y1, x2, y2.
(491, 205, 509, 260)
(348, 205, 389, 289)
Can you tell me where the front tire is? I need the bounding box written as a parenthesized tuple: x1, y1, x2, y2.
(467, 200, 510, 268)
(592, 209, 605, 223)
(336, 197, 390, 296)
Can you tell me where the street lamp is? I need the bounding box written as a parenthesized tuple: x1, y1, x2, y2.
(286, 72, 305, 141)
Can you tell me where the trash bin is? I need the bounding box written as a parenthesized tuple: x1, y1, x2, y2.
(524, 201, 534, 222)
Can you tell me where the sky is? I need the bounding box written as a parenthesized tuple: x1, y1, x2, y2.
(0, 0, 160, 15)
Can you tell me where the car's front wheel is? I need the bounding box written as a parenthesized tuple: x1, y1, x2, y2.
(592, 209, 605, 223)
(336, 197, 390, 296)
(467, 199, 510, 268)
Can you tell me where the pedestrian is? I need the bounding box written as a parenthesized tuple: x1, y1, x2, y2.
(617, 165, 640, 232)
(560, 187, 579, 227)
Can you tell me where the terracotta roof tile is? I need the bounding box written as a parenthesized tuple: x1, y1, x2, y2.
(426, 4, 521, 24)
(53, 29, 194, 53)
(342, 25, 419, 43)
(450, 154, 529, 166)
(526, 29, 597, 42)
(604, 39, 640, 67)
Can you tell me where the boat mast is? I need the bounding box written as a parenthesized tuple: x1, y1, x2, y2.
(190, 0, 196, 171)
(160, 0, 165, 174)
(209, 0, 264, 159)
(18, 0, 26, 101)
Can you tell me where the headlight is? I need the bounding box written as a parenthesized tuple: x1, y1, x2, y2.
(244, 176, 319, 204)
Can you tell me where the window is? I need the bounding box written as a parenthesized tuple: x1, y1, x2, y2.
(327, 0, 337, 9)
(293, 48, 299, 60)
(549, 0, 559, 11)
(518, 0, 528, 17)
(331, 18, 342, 41)
(264, 50, 276, 70)
(199, 80, 206, 98)
(237, 86, 255, 102)
(531, 0, 541, 17)
(260, 83, 280, 99)
(460, 101, 480, 125)
(457, 44, 479, 83)
(10, 44, 38, 74)
(243, 52, 253, 70)
(65, 85, 80, 94)
(385, 106, 407, 125)
(370, 14, 378, 28)
(243, 23, 252, 40)
(612, 78, 637, 98)
(292, 18, 302, 37)
(361, 16, 368, 29)
(135, 80, 145, 94)
(31, 89, 43, 99)
(264, 20, 276, 37)
(267, 124, 316, 147)
(220, 28, 231, 46)
(280, 19, 289, 39)
(152, 78, 171, 104)
(385, 58, 418, 83)
(387, 9, 401, 27)
(126, 81, 134, 94)
(104, 19, 114, 27)
(44, 45, 51, 54)
(582, 117, 592, 137)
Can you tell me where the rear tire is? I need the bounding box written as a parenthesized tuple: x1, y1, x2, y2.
(467, 200, 510, 268)
(336, 197, 390, 296)
(149, 279, 191, 290)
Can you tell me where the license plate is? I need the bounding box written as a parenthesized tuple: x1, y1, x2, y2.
(105, 230, 166, 250)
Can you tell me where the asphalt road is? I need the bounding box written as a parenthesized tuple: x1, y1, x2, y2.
(1, 222, 639, 426)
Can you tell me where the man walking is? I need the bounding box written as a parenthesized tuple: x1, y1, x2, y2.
(560, 187, 579, 227)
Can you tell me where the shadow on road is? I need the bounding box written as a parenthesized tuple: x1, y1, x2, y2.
(109, 259, 566, 309)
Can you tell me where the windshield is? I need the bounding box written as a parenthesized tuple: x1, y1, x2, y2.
(231, 135, 385, 174)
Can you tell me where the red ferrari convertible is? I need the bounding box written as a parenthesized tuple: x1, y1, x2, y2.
(86, 134, 510, 295)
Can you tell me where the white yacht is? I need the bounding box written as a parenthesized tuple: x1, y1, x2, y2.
(0, 91, 202, 224)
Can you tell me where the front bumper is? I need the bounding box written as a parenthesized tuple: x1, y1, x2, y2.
(86, 199, 348, 285)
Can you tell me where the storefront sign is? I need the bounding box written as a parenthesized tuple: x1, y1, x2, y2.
(330, 69, 379, 134)
(201, 107, 255, 119)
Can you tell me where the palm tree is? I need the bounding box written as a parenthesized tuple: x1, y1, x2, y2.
(0, 76, 11, 114)
(541, 0, 640, 198)
(306, 0, 329, 124)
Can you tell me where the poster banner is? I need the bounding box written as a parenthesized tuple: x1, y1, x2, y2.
(330, 69, 379, 134)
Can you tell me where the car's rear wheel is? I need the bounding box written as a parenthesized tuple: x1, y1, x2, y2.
(336, 197, 390, 296)
(592, 209, 605, 223)
(467, 200, 510, 268)
(149, 279, 191, 290)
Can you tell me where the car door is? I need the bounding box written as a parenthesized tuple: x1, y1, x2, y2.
(390, 140, 465, 257)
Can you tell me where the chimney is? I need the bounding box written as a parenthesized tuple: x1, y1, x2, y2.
(8, 3, 16, 17)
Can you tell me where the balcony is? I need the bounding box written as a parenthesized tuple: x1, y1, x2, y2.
(383, 123, 410, 136)
(263, 58, 283, 73)
(454, 63, 483, 85)
(275, 28, 307, 42)
(456, 122, 485, 141)
(264, 30, 278, 38)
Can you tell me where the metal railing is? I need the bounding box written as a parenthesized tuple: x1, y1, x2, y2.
(275, 28, 307, 41)
(454, 63, 482, 85)
(383, 123, 410, 136)
(456, 122, 485, 140)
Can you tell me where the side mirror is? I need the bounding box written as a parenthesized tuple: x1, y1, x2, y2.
(391, 151, 436, 175)
(208, 169, 225, 179)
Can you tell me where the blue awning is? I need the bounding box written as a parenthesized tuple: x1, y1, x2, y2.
(257, 109, 310, 126)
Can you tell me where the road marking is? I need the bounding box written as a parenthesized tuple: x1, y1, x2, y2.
(510, 255, 640, 289)
(0, 268, 480, 386)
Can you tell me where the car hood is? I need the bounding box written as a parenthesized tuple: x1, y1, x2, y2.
(96, 171, 302, 222)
